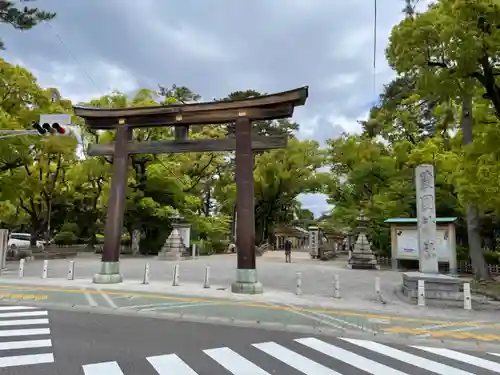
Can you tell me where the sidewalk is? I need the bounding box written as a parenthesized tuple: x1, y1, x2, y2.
(1, 276, 500, 345)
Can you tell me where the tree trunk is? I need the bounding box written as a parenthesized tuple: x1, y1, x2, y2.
(461, 91, 491, 280)
(29, 219, 38, 247)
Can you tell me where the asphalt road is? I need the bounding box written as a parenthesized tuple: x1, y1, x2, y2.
(0, 304, 499, 374)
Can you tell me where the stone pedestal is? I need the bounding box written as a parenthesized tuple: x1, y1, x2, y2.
(231, 269, 263, 294)
(158, 228, 184, 260)
(347, 233, 379, 270)
(402, 271, 464, 300)
(93, 261, 123, 284)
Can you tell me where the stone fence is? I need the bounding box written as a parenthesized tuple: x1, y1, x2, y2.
(376, 256, 500, 275)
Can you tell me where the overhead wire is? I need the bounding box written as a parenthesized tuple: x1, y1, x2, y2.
(45, 22, 107, 96)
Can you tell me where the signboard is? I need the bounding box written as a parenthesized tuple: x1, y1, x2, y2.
(396, 228, 452, 260)
(309, 230, 318, 256)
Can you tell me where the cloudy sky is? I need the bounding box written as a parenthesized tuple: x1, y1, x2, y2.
(1, 0, 426, 216)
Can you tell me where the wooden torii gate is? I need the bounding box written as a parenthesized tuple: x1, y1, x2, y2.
(74, 86, 308, 294)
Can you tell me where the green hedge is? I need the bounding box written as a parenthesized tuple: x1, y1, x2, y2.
(54, 231, 78, 246)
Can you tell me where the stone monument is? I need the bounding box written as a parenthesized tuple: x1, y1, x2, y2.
(158, 228, 185, 260)
(402, 165, 464, 300)
(347, 212, 379, 270)
(308, 226, 319, 259)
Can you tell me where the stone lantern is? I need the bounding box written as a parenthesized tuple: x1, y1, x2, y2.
(347, 210, 379, 270)
(157, 214, 191, 260)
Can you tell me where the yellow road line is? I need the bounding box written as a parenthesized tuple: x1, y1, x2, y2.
(0, 293, 48, 301)
(0, 284, 494, 327)
(384, 327, 500, 341)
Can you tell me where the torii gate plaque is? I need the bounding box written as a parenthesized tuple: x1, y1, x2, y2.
(74, 86, 308, 294)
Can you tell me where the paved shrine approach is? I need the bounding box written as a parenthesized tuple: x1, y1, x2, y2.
(74, 86, 308, 294)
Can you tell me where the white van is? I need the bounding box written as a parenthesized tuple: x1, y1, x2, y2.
(8, 233, 44, 250)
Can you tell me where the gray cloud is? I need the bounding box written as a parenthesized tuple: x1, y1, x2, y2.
(1, 0, 409, 215)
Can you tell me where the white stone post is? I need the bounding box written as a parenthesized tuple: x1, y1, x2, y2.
(203, 266, 210, 288)
(417, 279, 425, 306)
(18, 259, 24, 278)
(67, 261, 75, 280)
(375, 276, 381, 300)
(143, 263, 150, 285)
(463, 282, 472, 310)
(42, 260, 48, 279)
(192, 244, 197, 258)
(334, 274, 341, 299)
(415, 165, 438, 274)
(172, 264, 180, 286)
(295, 272, 302, 295)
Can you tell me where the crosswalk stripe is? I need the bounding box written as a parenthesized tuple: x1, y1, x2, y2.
(0, 339, 52, 350)
(0, 311, 47, 318)
(253, 341, 343, 375)
(0, 306, 37, 311)
(0, 328, 50, 337)
(204, 347, 271, 375)
(0, 318, 49, 326)
(296, 337, 409, 375)
(414, 346, 500, 373)
(147, 353, 198, 375)
(0, 353, 54, 368)
(341, 338, 475, 375)
(83, 361, 124, 375)
(490, 353, 500, 357)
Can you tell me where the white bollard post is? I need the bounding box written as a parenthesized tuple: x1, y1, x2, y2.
(18, 259, 25, 278)
(203, 266, 210, 288)
(417, 279, 425, 306)
(295, 272, 302, 295)
(67, 261, 75, 280)
(172, 264, 180, 286)
(463, 282, 472, 310)
(192, 244, 197, 258)
(375, 276, 381, 300)
(334, 274, 341, 299)
(42, 260, 48, 279)
(143, 262, 150, 285)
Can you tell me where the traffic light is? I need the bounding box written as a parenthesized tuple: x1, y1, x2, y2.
(32, 123, 47, 135)
(33, 114, 71, 136)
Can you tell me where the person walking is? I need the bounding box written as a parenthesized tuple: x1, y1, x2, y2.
(284, 239, 292, 263)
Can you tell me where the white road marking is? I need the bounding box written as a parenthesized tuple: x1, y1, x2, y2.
(141, 302, 217, 312)
(414, 346, 500, 373)
(283, 308, 345, 330)
(204, 347, 271, 375)
(83, 361, 124, 375)
(0, 353, 54, 368)
(147, 353, 199, 375)
(307, 310, 378, 333)
(0, 318, 49, 326)
(0, 328, 50, 337)
(125, 302, 182, 310)
(0, 311, 47, 318)
(341, 338, 475, 375)
(296, 337, 408, 374)
(0, 339, 52, 350)
(489, 353, 500, 357)
(99, 291, 118, 309)
(0, 306, 37, 311)
(253, 341, 343, 375)
(83, 291, 98, 307)
(417, 321, 488, 338)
